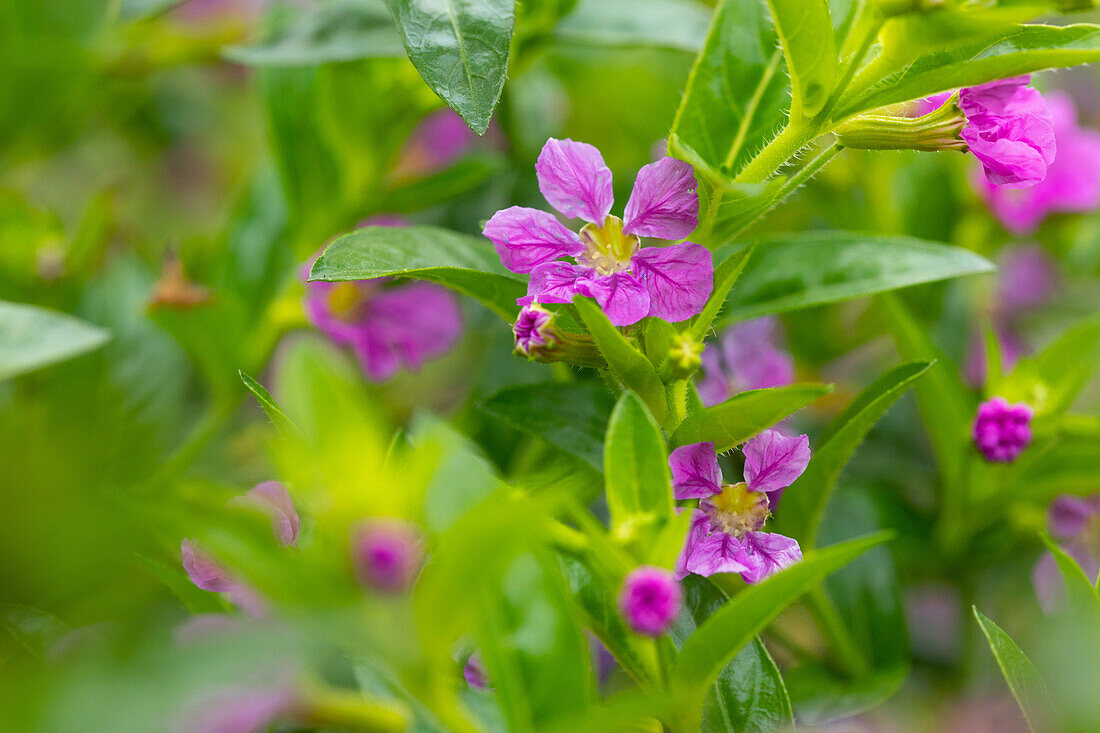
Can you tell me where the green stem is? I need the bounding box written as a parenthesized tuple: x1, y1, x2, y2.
(666, 380, 690, 432)
(733, 122, 813, 184)
(806, 586, 868, 678)
(302, 686, 409, 732)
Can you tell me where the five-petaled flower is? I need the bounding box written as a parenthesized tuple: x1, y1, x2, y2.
(483, 138, 713, 326)
(670, 430, 809, 583)
(972, 397, 1034, 463)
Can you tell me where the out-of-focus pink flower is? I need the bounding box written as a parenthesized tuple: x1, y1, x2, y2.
(977, 93, 1100, 234)
(618, 566, 681, 637)
(234, 481, 300, 547)
(393, 109, 486, 179)
(483, 138, 711, 327)
(304, 217, 463, 381)
(696, 317, 795, 408)
(1033, 494, 1100, 612)
(972, 397, 1033, 463)
(181, 540, 267, 617)
(352, 520, 423, 593)
(180, 685, 296, 733)
(463, 652, 489, 689)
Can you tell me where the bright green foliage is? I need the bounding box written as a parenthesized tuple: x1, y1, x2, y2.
(603, 392, 674, 546)
(0, 301, 108, 381)
(672, 383, 833, 451)
(766, 0, 837, 117)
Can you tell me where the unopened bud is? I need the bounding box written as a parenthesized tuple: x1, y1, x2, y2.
(836, 93, 967, 152)
(511, 304, 605, 368)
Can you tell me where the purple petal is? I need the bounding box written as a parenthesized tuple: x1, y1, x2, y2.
(585, 271, 651, 327)
(483, 206, 584, 274)
(720, 317, 796, 391)
(623, 157, 699, 239)
(743, 430, 811, 494)
(630, 243, 713, 322)
(181, 687, 293, 733)
(961, 80, 1055, 189)
(669, 442, 722, 500)
(303, 280, 377, 345)
(674, 509, 713, 580)
(181, 540, 234, 594)
(536, 138, 614, 224)
(1033, 543, 1100, 614)
(245, 481, 300, 547)
(738, 531, 802, 584)
(519, 261, 593, 306)
(684, 531, 751, 578)
(351, 282, 463, 381)
(1047, 495, 1098, 539)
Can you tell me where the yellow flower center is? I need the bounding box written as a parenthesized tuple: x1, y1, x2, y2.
(708, 482, 770, 537)
(578, 215, 639, 276)
(327, 282, 367, 321)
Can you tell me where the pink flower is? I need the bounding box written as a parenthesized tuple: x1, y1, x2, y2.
(483, 138, 712, 326)
(352, 520, 423, 593)
(393, 108, 486, 179)
(618, 566, 682, 637)
(180, 685, 296, 733)
(977, 93, 1100, 233)
(233, 481, 300, 547)
(180, 540, 266, 617)
(972, 397, 1033, 463)
(696, 317, 795, 407)
(304, 218, 463, 381)
(463, 652, 489, 689)
(670, 431, 808, 583)
(1032, 494, 1100, 613)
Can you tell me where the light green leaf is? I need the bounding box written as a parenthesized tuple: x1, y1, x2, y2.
(224, 0, 405, 67)
(1041, 536, 1100, 620)
(974, 607, 1054, 732)
(480, 383, 615, 471)
(671, 533, 891, 725)
(309, 225, 525, 321)
(766, 0, 837, 117)
(1007, 313, 1100, 419)
(0, 301, 109, 381)
(552, 0, 710, 52)
(574, 297, 666, 424)
(719, 232, 995, 322)
(240, 370, 302, 438)
(787, 664, 908, 726)
(837, 23, 1100, 119)
(774, 361, 932, 546)
(671, 383, 833, 452)
(385, 0, 515, 135)
(668, 0, 789, 180)
(603, 392, 674, 540)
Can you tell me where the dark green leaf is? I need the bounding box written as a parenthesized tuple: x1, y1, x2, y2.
(671, 533, 891, 725)
(603, 392, 673, 539)
(552, 0, 710, 52)
(720, 232, 995, 322)
(766, 0, 837, 116)
(671, 383, 833, 452)
(224, 0, 405, 67)
(480, 383, 615, 471)
(668, 0, 789, 180)
(309, 225, 525, 321)
(385, 0, 515, 134)
(974, 607, 1054, 732)
(0, 301, 109, 381)
(774, 361, 931, 545)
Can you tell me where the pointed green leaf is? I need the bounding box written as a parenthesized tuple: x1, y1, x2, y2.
(309, 225, 525, 321)
(385, 0, 515, 134)
(671, 383, 833, 452)
(974, 607, 1054, 733)
(552, 0, 711, 53)
(604, 392, 674, 537)
(1007, 313, 1100, 419)
(1041, 536, 1100, 620)
(766, 0, 837, 117)
(574, 296, 667, 424)
(671, 533, 891, 722)
(0, 301, 109, 381)
(774, 361, 932, 545)
(240, 370, 302, 437)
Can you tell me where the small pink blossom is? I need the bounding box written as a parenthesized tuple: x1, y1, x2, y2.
(972, 397, 1033, 463)
(696, 317, 795, 407)
(618, 566, 682, 637)
(352, 520, 423, 593)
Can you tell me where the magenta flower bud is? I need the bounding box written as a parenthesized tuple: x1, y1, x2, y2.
(512, 304, 559, 358)
(618, 566, 682, 637)
(352, 520, 422, 593)
(235, 481, 300, 547)
(463, 652, 489, 689)
(972, 397, 1034, 463)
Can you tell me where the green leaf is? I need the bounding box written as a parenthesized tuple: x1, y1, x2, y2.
(223, 0, 405, 67)
(974, 607, 1054, 732)
(384, 0, 515, 135)
(671, 533, 891, 724)
(574, 297, 666, 424)
(787, 664, 908, 726)
(774, 361, 931, 545)
(552, 0, 711, 52)
(480, 383, 615, 471)
(766, 0, 837, 117)
(309, 225, 525, 321)
(671, 577, 794, 733)
(0, 301, 109, 381)
(239, 371, 302, 437)
(116, 0, 185, 20)
(719, 232, 995, 322)
(1006, 313, 1100, 419)
(668, 0, 789, 180)
(603, 392, 674, 541)
(1013, 432, 1100, 503)
(1041, 536, 1100, 620)
(411, 413, 504, 532)
(689, 243, 756, 341)
(838, 23, 1100, 119)
(671, 383, 832, 452)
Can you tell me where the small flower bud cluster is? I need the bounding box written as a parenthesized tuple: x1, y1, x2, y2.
(972, 397, 1034, 463)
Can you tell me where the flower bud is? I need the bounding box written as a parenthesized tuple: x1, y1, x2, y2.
(972, 397, 1034, 463)
(618, 566, 682, 637)
(836, 94, 968, 152)
(511, 304, 606, 367)
(463, 652, 489, 689)
(352, 520, 422, 593)
(660, 331, 703, 381)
